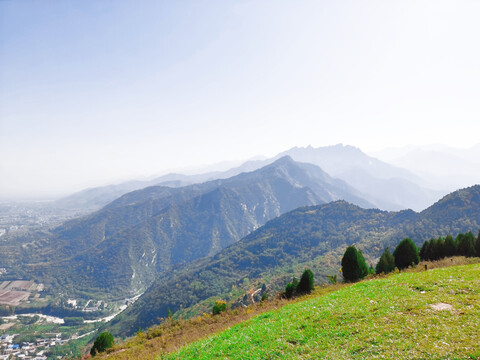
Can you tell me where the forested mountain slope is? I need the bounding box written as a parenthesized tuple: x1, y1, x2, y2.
(1, 157, 371, 299)
(109, 185, 480, 336)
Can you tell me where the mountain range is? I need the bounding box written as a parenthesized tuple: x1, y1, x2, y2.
(53, 144, 446, 212)
(2, 144, 480, 344)
(1, 156, 373, 298)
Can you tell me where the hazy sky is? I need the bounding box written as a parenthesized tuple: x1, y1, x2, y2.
(1, 0, 480, 198)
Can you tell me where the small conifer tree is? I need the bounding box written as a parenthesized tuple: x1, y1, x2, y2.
(297, 269, 315, 294)
(285, 282, 296, 299)
(375, 248, 395, 274)
(393, 238, 419, 270)
(341, 245, 369, 282)
(476, 230, 480, 257)
(434, 237, 446, 259)
(457, 231, 476, 257)
(444, 234, 457, 257)
(419, 240, 431, 261)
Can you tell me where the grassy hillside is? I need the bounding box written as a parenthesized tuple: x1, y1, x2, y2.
(163, 263, 480, 360)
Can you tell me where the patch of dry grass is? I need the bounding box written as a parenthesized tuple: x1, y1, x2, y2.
(413, 256, 480, 271)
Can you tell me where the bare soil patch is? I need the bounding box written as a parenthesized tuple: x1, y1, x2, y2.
(430, 303, 453, 311)
(0, 290, 30, 306)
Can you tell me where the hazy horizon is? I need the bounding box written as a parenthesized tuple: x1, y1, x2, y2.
(1, 142, 479, 201)
(2, 1, 480, 198)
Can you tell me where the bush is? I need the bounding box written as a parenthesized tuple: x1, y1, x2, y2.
(327, 274, 337, 284)
(393, 238, 419, 270)
(297, 269, 315, 294)
(90, 331, 114, 356)
(212, 300, 226, 315)
(341, 245, 368, 282)
(375, 248, 395, 274)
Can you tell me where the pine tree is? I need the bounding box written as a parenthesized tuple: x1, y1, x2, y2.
(476, 230, 480, 257)
(419, 240, 431, 261)
(427, 237, 445, 260)
(285, 282, 296, 299)
(393, 238, 419, 270)
(457, 231, 476, 257)
(297, 269, 315, 294)
(444, 234, 457, 257)
(375, 248, 395, 274)
(436, 237, 446, 259)
(341, 245, 369, 282)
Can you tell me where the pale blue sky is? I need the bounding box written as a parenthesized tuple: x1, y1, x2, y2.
(1, 0, 480, 198)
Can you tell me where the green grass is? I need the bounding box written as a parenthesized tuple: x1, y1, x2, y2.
(162, 264, 480, 359)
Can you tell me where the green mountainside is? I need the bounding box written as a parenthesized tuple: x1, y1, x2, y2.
(108, 185, 480, 336)
(0, 156, 372, 299)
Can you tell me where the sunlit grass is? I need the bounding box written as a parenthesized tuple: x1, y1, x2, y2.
(163, 263, 480, 360)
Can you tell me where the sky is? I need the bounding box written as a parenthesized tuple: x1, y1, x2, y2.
(1, 0, 480, 199)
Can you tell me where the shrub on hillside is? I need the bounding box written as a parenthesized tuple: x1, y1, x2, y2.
(90, 331, 114, 356)
(341, 245, 369, 282)
(297, 269, 315, 294)
(212, 300, 227, 315)
(375, 248, 395, 274)
(285, 282, 296, 299)
(393, 238, 419, 270)
(285, 277, 298, 299)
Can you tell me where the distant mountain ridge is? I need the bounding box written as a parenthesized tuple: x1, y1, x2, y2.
(108, 185, 480, 336)
(277, 144, 445, 211)
(52, 159, 274, 211)
(53, 144, 445, 212)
